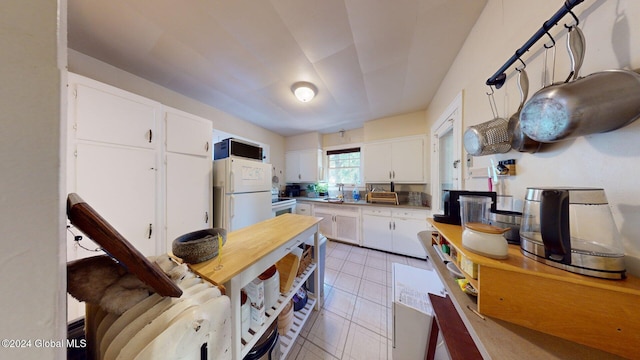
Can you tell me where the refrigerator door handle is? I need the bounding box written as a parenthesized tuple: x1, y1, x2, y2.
(229, 195, 235, 225)
(229, 169, 235, 194)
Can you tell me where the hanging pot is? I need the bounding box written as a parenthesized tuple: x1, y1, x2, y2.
(520, 70, 640, 142)
(508, 67, 542, 152)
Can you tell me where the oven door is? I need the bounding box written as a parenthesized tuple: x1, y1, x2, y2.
(271, 199, 296, 217)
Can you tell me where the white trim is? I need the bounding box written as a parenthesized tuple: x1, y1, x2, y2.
(431, 91, 463, 213)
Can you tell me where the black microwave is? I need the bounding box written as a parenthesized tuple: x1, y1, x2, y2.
(214, 138, 263, 161)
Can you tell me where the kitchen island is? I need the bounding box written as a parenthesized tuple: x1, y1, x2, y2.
(423, 219, 639, 359)
(188, 214, 322, 360)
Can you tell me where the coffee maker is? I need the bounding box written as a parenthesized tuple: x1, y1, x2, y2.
(433, 190, 497, 225)
(520, 187, 626, 279)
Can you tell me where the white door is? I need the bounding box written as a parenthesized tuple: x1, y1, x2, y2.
(335, 214, 359, 245)
(313, 208, 334, 238)
(165, 108, 212, 156)
(285, 151, 300, 182)
(75, 142, 159, 256)
(166, 152, 211, 247)
(227, 191, 272, 231)
(298, 149, 320, 182)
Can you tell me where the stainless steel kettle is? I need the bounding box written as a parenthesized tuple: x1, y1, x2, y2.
(520, 187, 626, 279)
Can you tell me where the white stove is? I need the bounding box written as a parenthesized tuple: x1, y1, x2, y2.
(271, 197, 296, 217)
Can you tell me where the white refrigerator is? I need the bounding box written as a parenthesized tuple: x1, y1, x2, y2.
(392, 263, 450, 360)
(213, 157, 272, 232)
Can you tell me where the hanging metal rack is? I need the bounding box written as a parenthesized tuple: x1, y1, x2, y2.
(486, 0, 585, 88)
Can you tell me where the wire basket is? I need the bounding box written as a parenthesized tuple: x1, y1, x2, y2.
(464, 117, 511, 156)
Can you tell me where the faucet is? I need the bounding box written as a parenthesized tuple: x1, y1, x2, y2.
(337, 183, 344, 199)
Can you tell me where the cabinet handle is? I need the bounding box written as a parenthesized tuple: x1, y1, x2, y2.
(205, 211, 209, 223)
(148, 129, 153, 143)
(148, 223, 153, 239)
(393, 221, 396, 230)
(389, 221, 392, 230)
(392, 170, 395, 178)
(205, 141, 209, 152)
(389, 171, 392, 179)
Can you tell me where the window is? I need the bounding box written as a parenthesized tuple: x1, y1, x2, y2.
(327, 147, 361, 185)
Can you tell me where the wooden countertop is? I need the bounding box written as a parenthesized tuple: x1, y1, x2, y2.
(420, 231, 626, 359)
(188, 214, 321, 285)
(428, 219, 640, 295)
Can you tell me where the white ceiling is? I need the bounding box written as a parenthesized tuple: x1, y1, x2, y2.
(68, 0, 487, 136)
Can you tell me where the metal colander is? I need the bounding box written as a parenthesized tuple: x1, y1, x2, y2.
(464, 117, 511, 156)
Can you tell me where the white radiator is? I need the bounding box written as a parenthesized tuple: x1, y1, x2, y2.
(86, 255, 231, 360)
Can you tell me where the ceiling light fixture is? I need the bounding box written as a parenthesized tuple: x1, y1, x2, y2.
(291, 81, 317, 102)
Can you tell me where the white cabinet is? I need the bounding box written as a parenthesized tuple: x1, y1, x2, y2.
(68, 74, 162, 258)
(295, 202, 312, 216)
(164, 108, 213, 249)
(313, 204, 360, 245)
(362, 208, 393, 252)
(363, 137, 425, 183)
(285, 149, 322, 183)
(362, 207, 430, 258)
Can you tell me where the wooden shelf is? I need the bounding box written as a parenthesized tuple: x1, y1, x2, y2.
(427, 219, 640, 359)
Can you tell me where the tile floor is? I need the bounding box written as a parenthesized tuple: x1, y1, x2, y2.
(285, 240, 433, 360)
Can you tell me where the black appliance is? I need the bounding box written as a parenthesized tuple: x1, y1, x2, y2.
(285, 184, 300, 197)
(433, 190, 497, 225)
(213, 138, 263, 161)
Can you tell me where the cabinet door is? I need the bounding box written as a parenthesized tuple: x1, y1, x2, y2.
(165, 108, 212, 156)
(298, 149, 321, 182)
(362, 214, 393, 252)
(73, 81, 160, 149)
(313, 208, 334, 238)
(335, 214, 359, 245)
(363, 142, 392, 182)
(391, 138, 424, 182)
(166, 152, 212, 248)
(74, 143, 159, 256)
(392, 217, 428, 258)
(285, 151, 300, 182)
(295, 203, 312, 216)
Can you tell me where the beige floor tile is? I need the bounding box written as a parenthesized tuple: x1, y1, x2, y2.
(330, 249, 350, 260)
(407, 257, 433, 270)
(347, 252, 367, 265)
(326, 256, 345, 271)
(323, 288, 356, 320)
(300, 306, 320, 339)
(295, 339, 339, 360)
(363, 266, 386, 286)
(357, 279, 386, 306)
(352, 298, 387, 336)
(387, 254, 409, 265)
(365, 256, 387, 271)
(334, 243, 352, 252)
(341, 261, 365, 277)
(333, 272, 361, 294)
(342, 323, 387, 360)
(367, 249, 387, 260)
(307, 310, 350, 359)
(349, 246, 368, 256)
(324, 268, 339, 286)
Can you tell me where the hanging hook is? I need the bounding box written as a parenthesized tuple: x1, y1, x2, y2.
(516, 57, 526, 72)
(485, 85, 494, 96)
(543, 29, 556, 48)
(486, 86, 499, 118)
(563, 9, 580, 28)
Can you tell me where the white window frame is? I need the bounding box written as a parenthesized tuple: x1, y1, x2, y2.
(324, 143, 364, 189)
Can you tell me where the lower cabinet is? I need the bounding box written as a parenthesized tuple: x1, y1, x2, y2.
(362, 207, 430, 258)
(312, 205, 360, 245)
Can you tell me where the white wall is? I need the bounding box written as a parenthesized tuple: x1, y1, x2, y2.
(0, 1, 67, 358)
(426, 0, 640, 275)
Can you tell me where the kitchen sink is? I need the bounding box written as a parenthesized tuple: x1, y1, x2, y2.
(323, 197, 344, 203)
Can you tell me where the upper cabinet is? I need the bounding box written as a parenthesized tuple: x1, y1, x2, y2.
(363, 136, 425, 183)
(73, 82, 159, 149)
(165, 108, 212, 156)
(285, 149, 323, 183)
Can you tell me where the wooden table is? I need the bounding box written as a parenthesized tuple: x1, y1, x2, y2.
(189, 214, 322, 360)
(423, 219, 639, 359)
